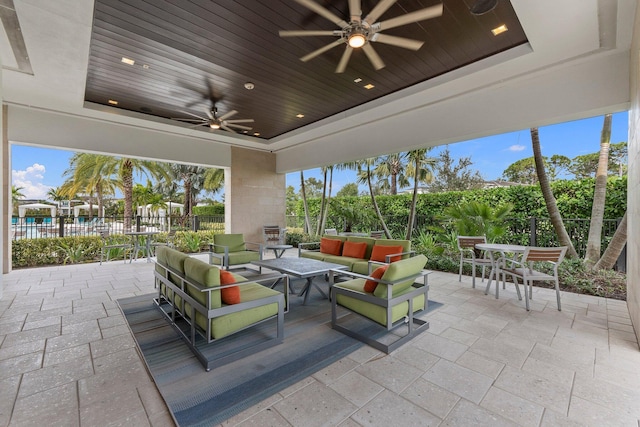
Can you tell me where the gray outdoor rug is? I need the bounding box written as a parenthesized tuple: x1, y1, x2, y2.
(118, 282, 442, 427)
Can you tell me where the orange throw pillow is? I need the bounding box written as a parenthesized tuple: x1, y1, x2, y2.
(364, 265, 388, 293)
(320, 238, 343, 255)
(342, 241, 367, 259)
(220, 270, 240, 304)
(370, 245, 403, 263)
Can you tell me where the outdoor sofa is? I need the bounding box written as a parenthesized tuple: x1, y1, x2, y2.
(298, 234, 414, 274)
(154, 246, 286, 371)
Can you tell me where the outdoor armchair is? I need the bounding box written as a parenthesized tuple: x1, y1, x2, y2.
(457, 235, 493, 288)
(330, 254, 430, 354)
(208, 233, 263, 270)
(99, 230, 133, 265)
(501, 246, 567, 311)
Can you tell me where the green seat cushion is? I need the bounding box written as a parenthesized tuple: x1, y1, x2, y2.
(321, 254, 363, 269)
(192, 283, 280, 339)
(210, 250, 260, 266)
(373, 254, 427, 298)
(300, 251, 325, 261)
(335, 279, 425, 326)
(184, 257, 222, 308)
(213, 234, 247, 253)
(351, 260, 381, 275)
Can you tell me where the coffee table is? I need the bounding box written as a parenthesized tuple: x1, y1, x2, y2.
(251, 258, 348, 305)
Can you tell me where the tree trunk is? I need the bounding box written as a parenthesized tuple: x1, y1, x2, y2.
(531, 128, 579, 258)
(367, 164, 392, 238)
(320, 168, 333, 234)
(123, 161, 134, 230)
(594, 212, 627, 270)
(316, 168, 328, 235)
(406, 156, 419, 240)
(585, 114, 611, 265)
(300, 171, 312, 235)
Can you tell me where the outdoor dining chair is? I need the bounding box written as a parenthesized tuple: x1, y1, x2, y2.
(99, 230, 133, 265)
(263, 225, 287, 245)
(456, 235, 493, 288)
(500, 246, 568, 311)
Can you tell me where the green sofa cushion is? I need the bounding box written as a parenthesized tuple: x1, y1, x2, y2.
(300, 251, 325, 261)
(335, 279, 425, 326)
(373, 254, 427, 298)
(156, 246, 189, 307)
(184, 257, 222, 308)
(213, 234, 246, 253)
(193, 283, 280, 339)
(209, 250, 260, 266)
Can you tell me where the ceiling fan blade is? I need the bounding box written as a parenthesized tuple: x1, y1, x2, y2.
(293, 0, 348, 27)
(220, 125, 237, 133)
(180, 111, 209, 120)
(301, 39, 344, 62)
(372, 33, 423, 50)
(279, 30, 339, 37)
(225, 123, 253, 130)
(171, 118, 205, 122)
(218, 110, 238, 121)
(362, 43, 385, 70)
(377, 4, 443, 31)
(348, 0, 361, 21)
(364, 0, 397, 24)
(225, 118, 255, 123)
(336, 46, 353, 73)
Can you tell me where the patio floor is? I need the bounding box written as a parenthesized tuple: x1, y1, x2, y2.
(1, 251, 638, 426)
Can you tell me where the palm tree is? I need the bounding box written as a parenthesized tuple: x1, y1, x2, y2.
(300, 170, 312, 234)
(356, 158, 392, 238)
(61, 153, 118, 220)
(593, 211, 627, 270)
(405, 148, 436, 240)
(12, 185, 25, 215)
(316, 165, 334, 235)
(99, 157, 170, 230)
(531, 128, 578, 258)
(203, 168, 224, 195)
(374, 153, 409, 195)
(585, 114, 612, 266)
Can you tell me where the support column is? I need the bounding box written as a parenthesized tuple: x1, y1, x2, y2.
(227, 147, 286, 243)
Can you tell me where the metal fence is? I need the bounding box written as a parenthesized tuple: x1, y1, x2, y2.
(11, 214, 226, 239)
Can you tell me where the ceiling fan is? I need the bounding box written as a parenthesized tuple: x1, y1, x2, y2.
(279, 0, 443, 73)
(176, 106, 254, 133)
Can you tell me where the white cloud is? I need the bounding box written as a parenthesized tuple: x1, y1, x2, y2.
(12, 163, 52, 200)
(508, 145, 526, 152)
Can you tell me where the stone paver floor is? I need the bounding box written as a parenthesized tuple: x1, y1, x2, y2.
(1, 252, 639, 426)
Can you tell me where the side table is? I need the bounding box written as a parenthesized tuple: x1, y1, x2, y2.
(265, 244, 293, 258)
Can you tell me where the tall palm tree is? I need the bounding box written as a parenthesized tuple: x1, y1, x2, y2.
(99, 157, 170, 229)
(356, 158, 392, 238)
(300, 170, 312, 234)
(531, 128, 578, 258)
(405, 148, 436, 240)
(62, 153, 118, 220)
(374, 153, 409, 195)
(12, 185, 25, 215)
(316, 165, 334, 235)
(593, 211, 627, 270)
(585, 113, 612, 266)
(203, 168, 224, 195)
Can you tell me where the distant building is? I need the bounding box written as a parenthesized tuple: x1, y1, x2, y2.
(481, 180, 522, 189)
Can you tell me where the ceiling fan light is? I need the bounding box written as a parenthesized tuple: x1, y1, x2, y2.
(210, 122, 220, 129)
(348, 32, 366, 48)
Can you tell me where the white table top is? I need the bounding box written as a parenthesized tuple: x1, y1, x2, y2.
(476, 243, 526, 252)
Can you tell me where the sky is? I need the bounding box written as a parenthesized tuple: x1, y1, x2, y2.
(12, 111, 629, 201)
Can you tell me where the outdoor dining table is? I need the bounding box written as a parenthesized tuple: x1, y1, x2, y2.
(124, 231, 159, 263)
(475, 243, 526, 298)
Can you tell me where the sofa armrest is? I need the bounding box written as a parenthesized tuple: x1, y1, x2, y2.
(298, 241, 320, 257)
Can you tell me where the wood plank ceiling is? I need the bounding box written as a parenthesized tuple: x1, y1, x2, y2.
(85, 0, 527, 141)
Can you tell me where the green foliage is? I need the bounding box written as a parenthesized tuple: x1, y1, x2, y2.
(411, 230, 444, 257)
(443, 201, 513, 242)
(194, 203, 224, 215)
(336, 183, 359, 197)
(57, 240, 89, 264)
(284, 228, 319, 247)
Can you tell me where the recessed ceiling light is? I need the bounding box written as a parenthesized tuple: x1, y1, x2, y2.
(121, 57, 135, 65)
(244, 82, 255, 90)
(364, 84, 375, 89)
(142, 64, 150, 69)
(491, 24, 508, 36)
(354, 78, 362, 83)
(253, 132, 260, 136)
(108, 99, 118, 105)
(296, 113, 304, 118)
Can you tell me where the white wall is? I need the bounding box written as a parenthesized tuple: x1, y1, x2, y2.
(627, 2, 640, 345)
